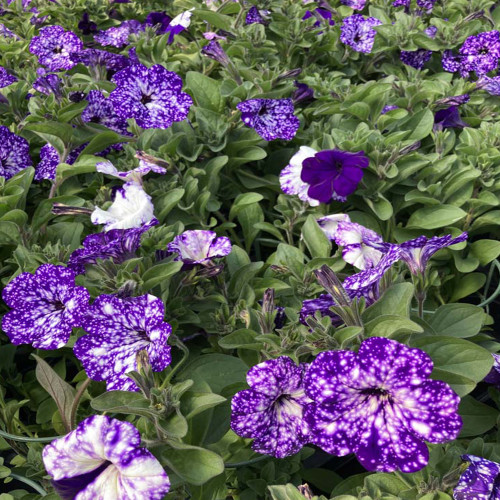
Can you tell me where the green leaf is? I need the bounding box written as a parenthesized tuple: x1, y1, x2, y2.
(159, 443, 224, 485)
(429, 303, 486, 338)
(81, 131, 130, 156)
(401, 109, 435, 141)
(183, 392, 226, 419)
(364, 315, 423, 337)
(268, 484, 308, 500)
(157, 188, 185, 220)
(90, 390, 151, 417)
(449, 273, 486, 302)
(362, 283, 414, 322)
(218, 329, 262, 350)
(25, 122, 73, 156)
(229, 192, 264, 220)
(301, 215, 331, 259)
(459, 396, 500, 437)
(186, 72, 224, 112)
(228, 262, 263, 299)
(56, 155, 100, 182)
(407, 205, 467, 229)
(193, 9, 233, 31)
(410, 336, 493, 396)
(141, 261, 183, 291)
(33, 355, 76, 432)
(470, 240, 500, 266)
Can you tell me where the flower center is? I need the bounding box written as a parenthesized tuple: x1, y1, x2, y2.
(53, 46, 62, 54)
(141, 93, 152, 105)
(54, 300, 65, 311)
(257, 106, 268, 116)
(360, 387, 390, 399)
(89, 116, 101, 123)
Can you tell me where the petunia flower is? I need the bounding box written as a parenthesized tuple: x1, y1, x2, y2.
(454, 455, 500, 500)
(300, 294, 341, 326)
(167, 230, 232, 266)
(145, 11, 172, 35)
(237, 98, 300, 141)
(109, 63, 192, 130)
(32, 73, 62, 97)
(74, 294, 172, 391)
(96, 159, 166, 184)
(94, 20, 143, 48)
(459, 30, 500, 76)
(0, 67, 17, 88)
(341, 0, 366, 8)
(300, 149, 369, 203)
(333, 221, 384, 269)
(91, 182, 156, 231)
(340, 15, 382, 54)
(484, 354, 500, 388)
(35, 143, 85, 181)
(78, 12, 97, 35)
(381, 104, 399, 114)
(245, 6, 268, 25)
(1, 264, 89, 349)
(0, 126, 32, 180)
(304, 337, 462, 472)
(400, 49, 432, 69)
(279, 146, 320, 206)
(70, 49, 130, 72)
(317, 213, 351, 239)
(29, 25, 83, 71)
(302, 8, 335, 28)
(68, 219, 158, 274)
(292, 81, 315, 105)
(164, 9, 193, 44)
(231, 356, 311, 458)
(477, 75, 500, 96)
(42, 415, 170, 499)
(434, 106, 468, 129)
(201, 40, 230, 66)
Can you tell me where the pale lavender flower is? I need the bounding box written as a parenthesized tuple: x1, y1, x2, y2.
(1, 264, 89, 349)
(42, 415, 170, 499)
(454, 455, 500, 500)
(340, 15, 382, 54)
(305, 337, 462, 472)
(0, 126, 32, 180)
(96, 159, 166, 184)
(317, 213, 351, 239)
(167, 230, 232, 265)
(231, 357, 311, 458)
(74, 294, 172, 391)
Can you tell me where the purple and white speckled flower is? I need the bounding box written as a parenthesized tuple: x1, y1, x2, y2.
(237, 98, 299, 141)
(459, 31, 500, 76)
(167, 230, 232, 265)
(29, 25, 83, 71)
(91, 183, 155, 231)
(164, 9, 193, 44)
(477, 75, 500, 96)
(484, 354, 500, 389)
(35, 143, 85, 181)
(74, 294, 171, 391)
(334, 221, 384, 269)
(70, 49, 130, 72)
(1, 264, 89, 349)
(300, 294, 340, 326)
(145, 11, 172, 35)
(68, 219, 158, 274)
(0, 67, 17, 88)
(96, 159, 166, 185)
(32, 73, 62, 97)
(279, 146, 320, 206)
(43, 415, 170, 500)
(305, 337, 462, 472)
(341, 0, 367, 10)
(109, 63, 192, 130)
(317, 213, 351, 239)
(245, 6, 268, 25)
(300, 149, 369, 203)
(94, 20, 143, 48)
(400, 49, 432, 69)
(0, 126, 32, 180)
(231, 357, 311, 458)
(454, 455, 500, 500)
(340, 15, 382, 54)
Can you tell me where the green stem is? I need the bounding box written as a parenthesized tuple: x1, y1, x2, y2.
(70, 378, 91, 430)
(478, 260, 500, 308)
(0, 429, 59, 443)
(10, 474, 47, 496)
(160, 337, 190, 389)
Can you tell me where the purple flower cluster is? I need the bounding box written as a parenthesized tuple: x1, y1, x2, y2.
(0, 126, 32, 180)
(94, 20, 143, 48)
(340, 15, 382, 54)
(35, 143, 85, 181)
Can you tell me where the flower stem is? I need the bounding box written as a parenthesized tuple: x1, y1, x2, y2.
(9, 474, 47, 496)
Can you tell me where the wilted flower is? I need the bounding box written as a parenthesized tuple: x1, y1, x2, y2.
(231, 357, 311, 458)
(78, 12, 97, 34)
(424, 25, 438, 38)
(317, 213, 351, 239)
(292, 81, 315, 105)
(237, 98, 300, 141)
(32, 73, 62, 97)
(305, 337, 462, 472)
(145, 11, 172, 34)
(94, 20, 143, 48)
(167, 230, 232, 266)
(300, 294, 340, 325)
(300, 149, 369, 203)
(340, 15, 382, 54)
(74, 293, 172, 391)
(0, 67, 17, 88)
(96, 159, 166, 184)
(400, 49, 432, 69)
(417, 0, 437, 10)
(0, 126, 32, 180)
(1, 264, 89, 349)
(68, 219, 158, 274)
(201, 40, 230, 65)
(35, 144, 85, 181)
(29, 25, 83, 71)
(109, 63, 192, 129)
(164, 9, 193, 44)
(91, 182, 156, 231)
(454, 455, 500, 500)
(279, 146, 320, 206)
(43, 415, 170, 499)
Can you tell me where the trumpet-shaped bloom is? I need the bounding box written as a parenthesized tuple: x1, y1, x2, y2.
(454, 455, 500, 500)
(0, 126, 32, 180)
(167, 230, 232, 265)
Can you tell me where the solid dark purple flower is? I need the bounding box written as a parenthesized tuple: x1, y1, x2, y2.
(231, 357, 311, 458)
(69, 91, 86, 102)
(434, 106, 468, 129)
(68, 219, 157, 274)
(164, 9, 193, 44)
(0, 67, 17, 88)
(302, 8, 335, 28)
(0, 126, 32, 180)
(237, 98, 300, 141)
(400, 49, 432, 69)
(43, 415, 170, 499)
(35, 144, 85, 181)
(300, 149, 369, 203)
(416, 0, 437, 10)
(1, 264, 89, 349)
(74, 294, 172, 391)
(304, 337, 462, 472)
(70, 49, 130, 72)
(29, 25, 83, 71)
(78, 12, 97, 35)
(245, 6, 267, 25)
(340, 15, 382, 54)
(109, 64, 192, 130)
(145, 11, 172, 35)
(32, 73, 62, 97)
(454, 455, 500, 500)
(292, 81, 315, 105)
(201, 40, 230, 65)
(94, 20, 143, 48)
